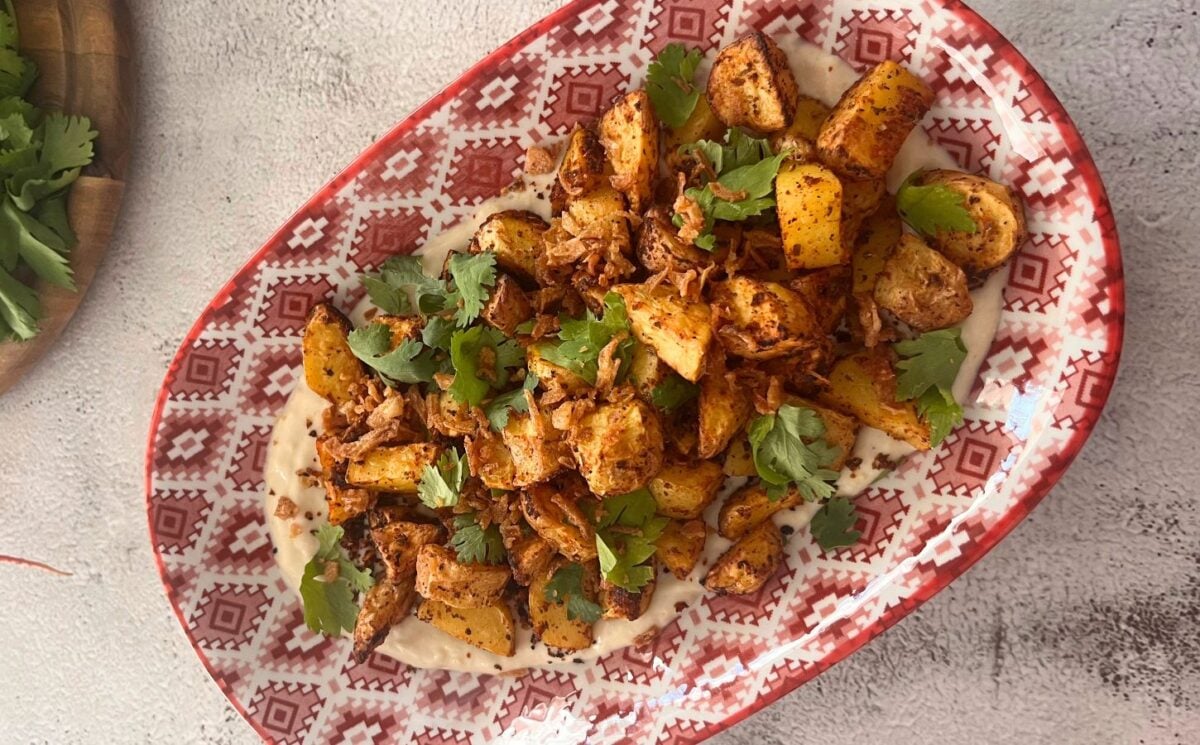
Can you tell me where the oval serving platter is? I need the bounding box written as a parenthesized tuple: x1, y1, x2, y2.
(145, 0, 1123, 742)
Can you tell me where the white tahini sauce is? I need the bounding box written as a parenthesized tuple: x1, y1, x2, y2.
(264, 39, 1005, 674)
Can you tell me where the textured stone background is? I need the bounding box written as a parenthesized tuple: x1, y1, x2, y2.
(1, 0, 1197, 742)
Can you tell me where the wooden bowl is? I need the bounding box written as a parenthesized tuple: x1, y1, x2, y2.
(0, 0, 134, 394)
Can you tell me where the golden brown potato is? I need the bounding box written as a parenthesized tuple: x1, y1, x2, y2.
(567, 396, 665, 496)
(315, 434, 376, 524)
(558, 126, 606, 197)
(429, 391, 477, 439)
(527, 344, 591, 397)
(851, 193, 902, 295)
(521, 483, 598, 562)
(471, 210, 549, 281)
(599, 90, 659, 213)
(664, 96, 727, 158)
(697, 355, 752, 459)
(721, 435, 755, 477)
(600, 571, 655, 621)
(706, 32, 801, 134)
(656, 518, 707, 579)
(614, 284, 713, 383)
(704, 519, 784, 595)
(635, 206, 714, 275)
(481, 273, 533, 336)
(416, 599, 516, 657)
(770, 96, 831, 161)
(648, 458, 725, 519)
(352, 579, 417, 663)
(528, 559, 597, 653)
(840, 178, 886, 231)
(345, 443, 442, 493)
(414, 544, 511, 609)
(628, 342, 671, 403)
(464, 432, 518, 491)
(717, 482, 803, 540)
(371, 519, 445, 582)
(776, 161, 846, 270)
(501, 412, 570, 486)
(816, 61, 934, 180)
(818, 351, 930, 450)
(711, 276, 825, 360)
(303, 303, 366, 405)
(789, 266, 851, 335)
(914, 169, 1028, 274)
(873, 234, 973, 331)
(504, 532, 556, 587)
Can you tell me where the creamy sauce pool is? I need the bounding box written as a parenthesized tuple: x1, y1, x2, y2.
(263, 40, 1004, 674)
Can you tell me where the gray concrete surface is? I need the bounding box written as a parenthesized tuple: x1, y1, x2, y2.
(0, 0, 1196, 742)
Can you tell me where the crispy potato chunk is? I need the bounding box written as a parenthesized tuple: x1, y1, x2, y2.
(873, 234, 973, 331)
(345, 443, 441, 493)
(568, 397, 665, 496)
(648, 458, 725, 519)
(501, 412, 570, 486)
(841, 178, 886, 226)
(600, 571, 655, 620)
(303, 303, 366, 405)
(818, 351, 930, 450)
(464, 431, 518, 491)
(656, 518, 707, 579)
(599, 90, 659, 213)
(471, 210, 549, 281)
(816, 61, 934, 180)
(430, 392, 476, 439)
(628, 342, 670, 403)
(315, 435, 377, 524)
(777, 162, 845, 270)
(614, 283, 713, 382)
(371, 518, 445, 582)
(527, 344, 591, 397)
(352, 579, 417, 663)
(721, 435, 755, 477)
(414, 544, 510, 609)
(416, 599, 516, 657)
(718, 482, 803, 540)
(789, 267, 851, 334)
(481, 273, 533, 336)
(915, 169, 1028, 274)
(697, 357, 752, 459)
(770, 96, 830, 161)
(706, 32, 801, 134)
(711, 277, 824, 360)
(558, 126, 607, 198)
(635, 207, 714, 275)
(529, 558, 597, 653)
(704, 519, 784, 594)
(521, 483, 598, 562)
(851, 194, 902, 295)
(664, 96, 727, 159)
(505, 532, 556, 587)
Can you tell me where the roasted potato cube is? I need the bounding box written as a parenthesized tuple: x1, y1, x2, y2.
(776, 162, 846, 270)
(721, 435, 755, 477)
(697, 358, 752, 459)
(481, 273, 533, 336)
(664, 96, 727, 158)
(718, 482, 803, 540)
(711, 277, 825, 360)
(840, 177, 887, 244)
(770, 96, 830, 161)
(371, 519, 445, 582)
(501, 412, 570, 486)
(464, 432, 518, 491)
(873, 234, 973, 331)
(600, 571, 655, 621)
(599, 90, 659, 213)
(352, 579, 417, 663)
(558, 126, 606, 197)
(521, 483, 598, 562)
(564, 181, 627, 232)
(635, 206, 714, 275)
(851, 193, 902, 295)
(704, 519, 784, 594)
(628, 342, 671, 403)
(818, 351, 930, 450)
(504, 532, 556, 587)
(656, 519, 707, 579)
(528, 558, 597, 653)
(789, 266, 851, 334)
(706, 31, 801, 134)
(471, 210, 549, 281)
(527, 343, 591, 396)
(430, 391, 476, 438)
(613, 284, 713, 382)
(345, 443, 441, 493)
(416, 599, 516, 657)
(568, 396, 665, 496)
(303, 303, 367, 405)
(414, 544, 510, 609)
(914, 169, 1028, 274)
(315, 434, 377, 524)
(816, 61, 934, 180)
(648, 458, 725, 519)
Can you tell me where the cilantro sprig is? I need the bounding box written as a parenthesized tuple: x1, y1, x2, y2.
(538, 292, 635, 385)
(361, 251, 498, 327)
(594, 489, 667, 592)
(448, 324, 524, 407)
(747, 404, 842, 502)
(347, 322, 440, 384)
(450, 513, 506, 565)
(893, 328, 968, 446)
(650, 374, 699, 412)
(417, 447, 469, 509)
(896, 171, 977, 237)
(645, 43, 704, 129)
(484, 373, 537, 431)
(299, 524, 375, 636)
(543, 562, 602, 623)
(810, 496, 862, 551)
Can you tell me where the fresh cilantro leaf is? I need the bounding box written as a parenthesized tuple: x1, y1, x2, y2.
(6, 115, 96, 211)
(896, 171, 977, 237)
(450, 513, 506, 565)
(372, 255, 448, 315)
(299, 524, 374, 636)
(645, 43, 704, 129)
(0, 47, 30, 98)
(0, 7, 17, 49)
(918, 385, 964, 447)
(0, 198, 71, 289)
(417, 447, 468, 509)
(594, 489, 667, 592)
(347, 322, 439, 384)
(448, 324, 524, 407)
(538, 292, 634, 385)
(650, 374, 699, 411)
(484, 374, 537, 431)
(421, 314, 456, 350)
(596, 488, 659, 529)
(893, 328, 967, 400)
(543, 562, 602, 623)
(0, 262, 39, 339)
(810, 497, 862, 550)
(446, 251, 497, 327)
(681, 128, 774, 175)
(362, 275, 411, 315)
(747, 404, 842, 502)
(513, 319, 535, 335)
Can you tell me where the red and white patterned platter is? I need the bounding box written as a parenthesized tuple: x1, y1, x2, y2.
(144, 0, 1124, 742)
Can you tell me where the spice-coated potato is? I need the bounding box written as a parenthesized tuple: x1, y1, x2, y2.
(371, 519, 446, 582)
(711, 276, 825, 360)
(697, 358, 752, 459)
(345, 443, 442, 493)
(818, 351, 931, 450)
(703, 519, 784, 595)
(770, 96, 831, 162)
(416, 599, 516, 657)
(647, 458, 725, 519)
(599, 90, 659, 213)
(520, 483, 598, 562)
(706, 32, 801, 134)
(656, 518, 707, 579)
(352, 579, 417, 663)
(303, 303, 366, 405)
(567, 396, 665, 496)
(528, 558, 597, 653)
(471, 210, 549, 281)
(558, 126, 607, 198)
(481, 273, 534, 336)
(776, 161, 846, 270)
(600, 570, 655, 621)
(664, 96, 727, 160)
(914, 169, 1028, 274)
(873, 234, 973, 331)
(504, 532, 557, 587)
(613, 283, 713, 383)
(414, 544, 511, 609)
(501, 412, 571, 486)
